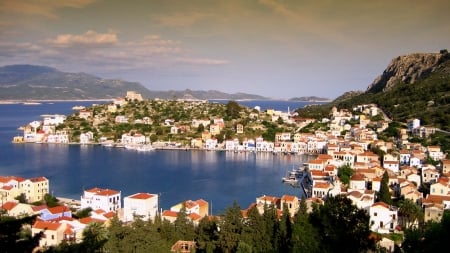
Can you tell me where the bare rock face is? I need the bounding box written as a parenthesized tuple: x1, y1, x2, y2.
(367, 52, 446, 93)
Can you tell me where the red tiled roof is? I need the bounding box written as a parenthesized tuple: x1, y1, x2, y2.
(281, 195, 296, 202)
(1, 201, 18, 210)
(372, 202, 390, 209)
(30, 177, 48, 182)
(33, 220, 61, 231)
(129, 192, 154, 199)
(162, 210, 179, 218)
(86, 187, 120, 196)
(1, 185, 13, 190)
(79, 217, 106, 225)
(32, 204, 48, 212)
(48, 205, 70, 214)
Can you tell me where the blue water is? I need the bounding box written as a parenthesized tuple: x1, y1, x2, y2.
(0, 100, 316, 214)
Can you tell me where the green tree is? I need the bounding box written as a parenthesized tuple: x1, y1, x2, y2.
(398, 199, 423, 229)
(291, 202, 320, 253)
(218, 201, 243, 253)
(79, 222, 108, 252)
(225, 101, 242, 120)
(44, 193, 59, 207)
(377, 171, 393, 205)
(0, 215, 42, 253)
(277, 203, 292, 252)
(196, 216, 219, 253)
(337, 164, 354, 185)
(174, 204, 195, 240)
(309, 195, 375, 253)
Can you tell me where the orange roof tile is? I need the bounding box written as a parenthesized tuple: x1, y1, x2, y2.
(33, 220, 61, 231)
(372, 202, 390, 209)
(48, 205, 70, 214)
(79, 217, 106, 224)
(162, 210, 179, 218)
(129, 192, 154, 199)
(1, 201, 18, 210)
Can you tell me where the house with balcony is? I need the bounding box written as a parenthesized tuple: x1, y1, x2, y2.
(80, 187, 121, 212)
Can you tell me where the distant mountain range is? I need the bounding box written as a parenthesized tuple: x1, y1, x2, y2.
(0, 65, 268, 101)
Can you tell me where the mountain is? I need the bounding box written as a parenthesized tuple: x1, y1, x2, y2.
(288, 96, 331, 102)
(0, 65, 150, 100)
(366, 50, 449, 93)
(297, 50, 450, 131)
(0, 65, 267, 101)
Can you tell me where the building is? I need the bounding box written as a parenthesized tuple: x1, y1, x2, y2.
(80, 187, 121, 212)
(369, 202, 398, 234)
(32, 220, 70, 247)
(123, 192, 159, 222)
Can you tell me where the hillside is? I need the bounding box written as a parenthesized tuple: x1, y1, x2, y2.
(297, 50, 450, 131)
(0, 65, 267, 101)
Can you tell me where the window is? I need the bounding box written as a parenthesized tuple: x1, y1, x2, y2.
(374, 212, 377, 216)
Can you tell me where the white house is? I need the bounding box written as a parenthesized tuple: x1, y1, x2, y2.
(369, 202, 398, 234)
(123, 192, 159, 222)
(80, 187, 121, 212)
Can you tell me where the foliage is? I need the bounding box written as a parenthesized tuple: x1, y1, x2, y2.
(75, 207, 93, 219)
(398, 199, 423, 230)
(309, 195, 375, 253)
(0, 215, 42, 253)
(44, 194, 60, 207)
(377, 171, 393, 205)
(337, 164, 354, 185)
(403, 210, 450, 253)
(14, 193, 27, 203)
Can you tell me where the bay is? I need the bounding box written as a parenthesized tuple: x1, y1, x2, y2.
(0, 100, 316, 214)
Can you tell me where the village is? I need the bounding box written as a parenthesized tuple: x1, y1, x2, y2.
(3, 91, 450, 252)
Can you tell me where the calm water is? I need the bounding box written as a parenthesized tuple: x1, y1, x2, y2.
(0, 100, 316, 214)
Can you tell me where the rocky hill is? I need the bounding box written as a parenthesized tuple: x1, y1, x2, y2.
(296, 50, 450, 131)
(367, 50, 450, 93)
(0, 65, 268, 101)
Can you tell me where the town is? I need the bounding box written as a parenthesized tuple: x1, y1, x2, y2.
(3, 91, 450, 252)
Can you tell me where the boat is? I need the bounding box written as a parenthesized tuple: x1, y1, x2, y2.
(136, 144, 155, 152)
(72, 105, 86, 110)
(282, 175, 298, 184)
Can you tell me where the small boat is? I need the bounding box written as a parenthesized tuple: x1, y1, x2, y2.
(136, 144, 154, 152)
(282, 175, 298, 184)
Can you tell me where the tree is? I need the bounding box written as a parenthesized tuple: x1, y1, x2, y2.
(79, 222, 108, 252)
(309, 195, 375, 253)
(377, 171, 393, 205)
(292, 202, 320, 253)
(225, 101, 242, 120)
(44, 193, 59, 207)
(196, 216, 219, 253)
(0, 215, 42, 253)
(174, 204, 195, 240)
(277, 203, 292, 252)
(337, 164, 354, 185)
(218, 201, 243, 253)
(398, 199, 423, 229)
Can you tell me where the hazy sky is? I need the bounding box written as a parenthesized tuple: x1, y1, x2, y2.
(0, 0, 449, 99)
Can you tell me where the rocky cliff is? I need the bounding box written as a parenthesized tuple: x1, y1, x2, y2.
(366, 51, 449, 93)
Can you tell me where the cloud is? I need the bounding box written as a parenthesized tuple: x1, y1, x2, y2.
(0, 0, 96, 19)
(49, 30, 118, 47)
(0, 30, 228, 75)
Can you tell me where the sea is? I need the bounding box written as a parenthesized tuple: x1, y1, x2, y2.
(0, 100, 324, 214)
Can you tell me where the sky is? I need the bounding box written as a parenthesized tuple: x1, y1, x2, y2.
(0, 0, 449, 99)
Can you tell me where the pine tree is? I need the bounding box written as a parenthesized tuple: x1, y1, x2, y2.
(377, 170, 393, 205)
(218, 201, 243, 253)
